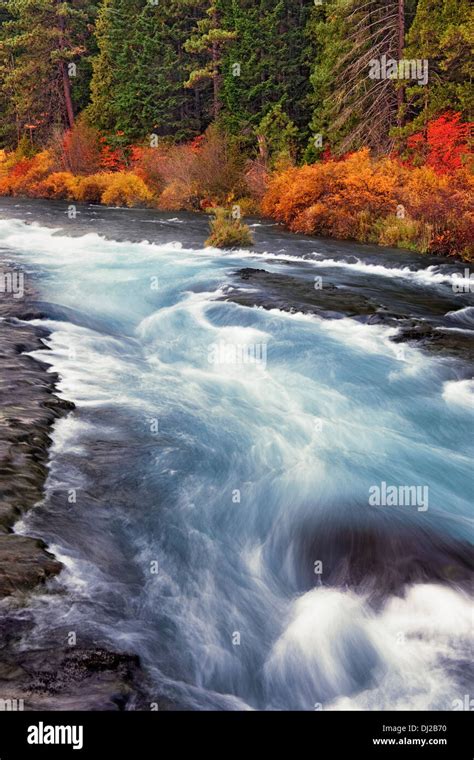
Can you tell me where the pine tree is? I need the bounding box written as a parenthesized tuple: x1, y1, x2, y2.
(216, 0, 313, 154)
(88, 0, 210, 142)
(0, 0, 96, 148)
(402, 0, 473, 134)
(184, 0, 236, 120)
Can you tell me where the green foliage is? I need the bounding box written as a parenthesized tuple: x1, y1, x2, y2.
(218, 0, 313, 154)
(0, 0, 97, 148)
(396, 0, 473, 138)
(205, 206, 253, 248)
(257, 104, 298, 167)
(87, 0, 212, 143)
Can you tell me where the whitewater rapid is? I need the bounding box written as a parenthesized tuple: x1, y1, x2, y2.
(0, 212, 472, 711)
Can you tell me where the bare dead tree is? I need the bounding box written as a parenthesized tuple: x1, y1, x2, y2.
(328, 0, 405, 155)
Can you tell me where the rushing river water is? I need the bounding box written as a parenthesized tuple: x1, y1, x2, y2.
(0, 199, 472, 711)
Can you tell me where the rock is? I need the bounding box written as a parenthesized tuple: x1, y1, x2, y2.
(0, 647, 146, 711)
(0, 263, 73, 595)
(0, 535, 62, 597)
(0, 258, 153, 710)
(223, 267, 377, 318)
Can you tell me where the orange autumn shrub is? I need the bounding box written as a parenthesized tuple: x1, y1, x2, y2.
(131, 145, 168, 196)
(262, 148, 473, 259)
(62, 121, 103, 175)
(100, 172, 152, 207)
(2, 150, 54, 197)
(157, 179, 197, 211)
(37, 171, 77, 199)
(156, 126, 245, 210)
(400, 166, 473, 257)
(263, 149, 398, 240)
(157, 143, 199, 209)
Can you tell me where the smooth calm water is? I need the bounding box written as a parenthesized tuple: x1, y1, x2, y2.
(0, 200, 472, 710)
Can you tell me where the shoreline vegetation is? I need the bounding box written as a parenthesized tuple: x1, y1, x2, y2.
(0, 1, 472, 257)
(0, 114, 472, 258)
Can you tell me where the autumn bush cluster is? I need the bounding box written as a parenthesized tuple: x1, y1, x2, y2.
(0, 121, 257, 212)
(263, 114, 473, 260)
(0, 112, 471, 258)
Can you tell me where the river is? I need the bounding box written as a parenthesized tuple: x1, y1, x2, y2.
(0, 198, 472, 711)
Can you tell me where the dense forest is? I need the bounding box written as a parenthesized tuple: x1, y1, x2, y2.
(0, 0, 472, 257)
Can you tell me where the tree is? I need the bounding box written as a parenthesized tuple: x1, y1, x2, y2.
(88, 0, 210, 142)
(401, 0, 473, 135)
(307, 0, 417, 155)
(218, 0, 313, 155)
(184, 0, 236, 120)
(0, 0, 96, 148)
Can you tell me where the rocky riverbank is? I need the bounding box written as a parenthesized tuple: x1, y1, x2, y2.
(0, 260, 147, 710)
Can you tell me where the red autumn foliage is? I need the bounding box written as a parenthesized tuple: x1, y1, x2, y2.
(406, 112, 473, 175)
(99, 137, 127, 171)
(62, 121, 102, 175)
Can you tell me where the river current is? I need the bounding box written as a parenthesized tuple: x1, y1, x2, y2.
(0, 199, 472, 711)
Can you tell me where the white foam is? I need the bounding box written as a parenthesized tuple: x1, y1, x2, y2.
(264, 584, 473, 710)
(446, 306, 474, 328)
(442, 378, 474, 410)
(307, 257, 461, 287)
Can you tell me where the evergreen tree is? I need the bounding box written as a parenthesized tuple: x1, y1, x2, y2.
(0, 0, 96, 148)
(218, 0, 313, 154)
(184, 0, 236, 120)
(88, 0, 211, 142)
(307, 0, 417, 156)
(402, 0, 473, 134)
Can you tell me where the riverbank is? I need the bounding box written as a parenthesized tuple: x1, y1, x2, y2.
(0, 263, 68, 594)
(1, 123, 472, 263)
(0, 253, 148, 710)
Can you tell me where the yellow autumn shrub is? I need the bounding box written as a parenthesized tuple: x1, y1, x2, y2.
(100, 172, 153, 207)
(73, 173, 111, 203)
(38, 171, 77, 200)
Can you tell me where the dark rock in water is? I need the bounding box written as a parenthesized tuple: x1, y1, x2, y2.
(227, 267, 474, 369)
(289, 513, 474, 605)
(223, 267, 378, 318)
(0, 535, 62, 597)
(0, 646, 145, 710)
(391, 321, 474, 365)
(0, 266, 72, 592)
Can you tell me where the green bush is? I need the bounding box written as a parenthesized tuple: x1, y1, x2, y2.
(205, 207, 254, 249)
(375, 215, 432, 253)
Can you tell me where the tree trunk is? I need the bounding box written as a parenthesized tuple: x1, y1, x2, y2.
(58, 9, 74, 128)
(60, 60, 75, 129)
(397, 0, 405, 124)
(212, 41, 221, 119)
